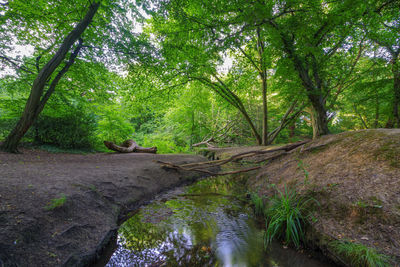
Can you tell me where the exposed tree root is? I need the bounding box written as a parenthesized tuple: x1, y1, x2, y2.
(157, 140, 310, 176)
(104, 139, 157, 153)
(156, 160, 261, 176)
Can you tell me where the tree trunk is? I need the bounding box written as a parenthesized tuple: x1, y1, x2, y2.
(269, 22, 329, 139)
(392, 56, 400, 128)
(261, 77, 268, 145)
(257, 27, 268, 146)
(1, 2, 100, 153)
(289, 121, 296, 138)
(309, 99, 330, 139)
(374, 90, 380, 128)
(353, 103, 368, 129)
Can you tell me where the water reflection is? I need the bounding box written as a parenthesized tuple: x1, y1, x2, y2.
(106, 176, 335, 267)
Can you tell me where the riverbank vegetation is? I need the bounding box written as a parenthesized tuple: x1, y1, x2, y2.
(1, 0, 399, 153)
(1, 1, 399, 266)
(245, 130, 399, 266)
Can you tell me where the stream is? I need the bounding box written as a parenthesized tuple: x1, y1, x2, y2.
(105, 175, 335, 267)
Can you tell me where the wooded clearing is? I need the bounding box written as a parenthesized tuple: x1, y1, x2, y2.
(0, 0, 399, 153)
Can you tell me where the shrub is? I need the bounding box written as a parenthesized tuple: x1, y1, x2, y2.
(96, 112, 135, 146)
(330, 241, 391, 267)
(264, 186, 316, 248)
(34, 111, 96, 149)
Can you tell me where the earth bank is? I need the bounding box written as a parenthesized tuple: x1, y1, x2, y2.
(241, 129, 400, 266)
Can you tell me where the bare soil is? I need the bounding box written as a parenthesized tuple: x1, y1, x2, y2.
(245, 129, 400, 266)
(0, 149, 209, 266)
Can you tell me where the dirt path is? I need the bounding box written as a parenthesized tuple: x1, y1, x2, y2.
(0, 150, 209, 266)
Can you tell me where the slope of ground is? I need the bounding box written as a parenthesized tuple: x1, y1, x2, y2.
(247, 129, 400, 266)
(0, 149, 209, 266)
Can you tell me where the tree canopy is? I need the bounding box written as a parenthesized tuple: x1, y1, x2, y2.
(0, 0, 399, 153)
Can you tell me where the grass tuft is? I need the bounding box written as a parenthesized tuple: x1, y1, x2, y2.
(331, 241, 391, 267)
(264, 186, 317, 248)
(45, 194, 67, 210)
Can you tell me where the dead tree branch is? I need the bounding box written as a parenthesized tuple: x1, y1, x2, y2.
(157, 140, 310, 176)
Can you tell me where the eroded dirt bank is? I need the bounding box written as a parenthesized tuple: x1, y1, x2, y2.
(0, 150, 208, 266)
(246, 129, 400, 266)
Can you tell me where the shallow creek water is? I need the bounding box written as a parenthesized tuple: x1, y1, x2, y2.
(106, 175, 335, 267)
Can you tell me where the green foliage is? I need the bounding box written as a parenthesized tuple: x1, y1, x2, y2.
(250, 192, 266, 217)
(139, 132, 190, 154)
(34, 111, 96, 149)
(45, 194, 67, 211)
(330, 241, 391, 267)
(264, 186, 316, 248)
(95, 105, 135, 147)
(1, 0, 399, 152)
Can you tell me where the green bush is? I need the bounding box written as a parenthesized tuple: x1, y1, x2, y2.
(95, 106, 135, 149)
(330, 241, 391, 267)
(0, 117, 19, 140)
(138, 132, 190, 154)
(34, 111, 97, 149)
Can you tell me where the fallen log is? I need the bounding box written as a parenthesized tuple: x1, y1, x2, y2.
(175, 140, 310, 170)
(156, 140, 310, 177)
(156, 160, 261, 176)
(104, 139, 157, 154)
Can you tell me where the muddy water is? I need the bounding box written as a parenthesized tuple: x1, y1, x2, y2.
(106, 176, 335, 267)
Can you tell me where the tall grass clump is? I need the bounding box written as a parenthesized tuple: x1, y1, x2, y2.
(331, 241, 391, 267)
(264, 186, 316, 248)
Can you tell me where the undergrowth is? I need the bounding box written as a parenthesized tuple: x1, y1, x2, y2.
(330, 240, 391, 267)
(250, 185, 318, 249)
(263, 186, 317, 248)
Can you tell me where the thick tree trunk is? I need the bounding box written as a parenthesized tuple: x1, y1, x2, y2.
(309, 99, 330, 139)
(269, 21, 330, 139)
(104, 140, 157, 153)
(1, 2, 100, 153)
(257, 27, 268, 146)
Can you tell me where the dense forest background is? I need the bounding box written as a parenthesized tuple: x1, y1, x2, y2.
(0, 0, 399, 153)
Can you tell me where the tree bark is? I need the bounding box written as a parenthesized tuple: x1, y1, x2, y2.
(257, 27, 268, 146)
(391, 55, 400, 128)
(374, 90, 380, 128)
(269, 21, 330, 138)
(104, 140, 157, 153)
(310, 102, 330, 139)
(1, 2, 100, 153)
